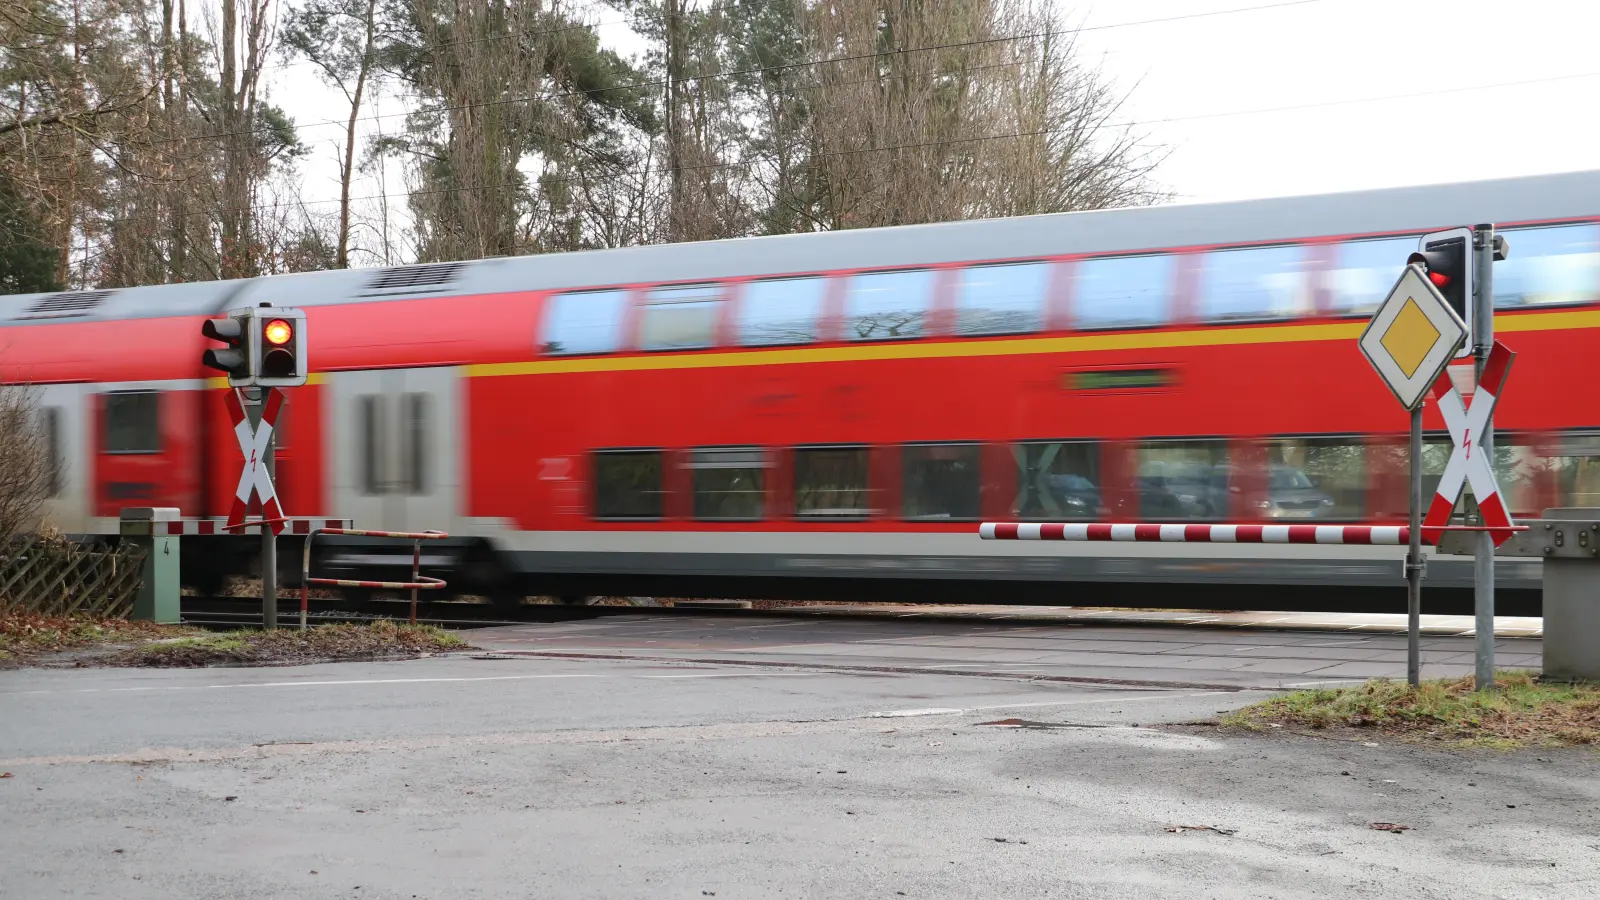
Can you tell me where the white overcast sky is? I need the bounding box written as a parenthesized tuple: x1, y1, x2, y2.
(261, 0, 1600, 259)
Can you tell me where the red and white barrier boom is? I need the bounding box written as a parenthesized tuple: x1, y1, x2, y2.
(980, 523, 1409, 544)
(1422, 341, 1517, 547)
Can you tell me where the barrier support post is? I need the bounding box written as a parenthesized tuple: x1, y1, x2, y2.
(1406, 404, 1424, 687)
(299, 529, 448, 631)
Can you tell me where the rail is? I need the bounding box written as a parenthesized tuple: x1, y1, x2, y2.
(300, 528, 449, 630)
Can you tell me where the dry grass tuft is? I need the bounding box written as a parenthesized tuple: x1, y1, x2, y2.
(1225, 671, 1600, 748)
(110, 620, 470, 668)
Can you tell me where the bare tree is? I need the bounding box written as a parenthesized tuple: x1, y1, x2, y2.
(282, 0, 379, 268)
(0, 385, 53, 549)
(796, 0, 1163, 230)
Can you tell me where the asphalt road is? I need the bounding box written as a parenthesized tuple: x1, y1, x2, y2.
(0, 617, 1593, 900)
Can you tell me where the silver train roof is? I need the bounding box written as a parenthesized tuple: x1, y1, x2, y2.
(4, 168, 1597, 325)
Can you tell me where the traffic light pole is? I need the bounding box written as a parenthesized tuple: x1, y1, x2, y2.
(246, 393, 278, 630)
(1406, 403, 1423, 687)
(263, 435, 278, 630)
(1472, 224, 1496, 690)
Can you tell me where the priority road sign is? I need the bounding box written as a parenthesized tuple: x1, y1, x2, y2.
(1359, 263, 1468, 410)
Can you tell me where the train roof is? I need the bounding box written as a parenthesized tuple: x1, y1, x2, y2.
(5, 168, 1599, 326)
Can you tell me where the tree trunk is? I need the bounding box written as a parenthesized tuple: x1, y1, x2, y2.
(665, 0, 684, 243)
(337, 0, 377, 269)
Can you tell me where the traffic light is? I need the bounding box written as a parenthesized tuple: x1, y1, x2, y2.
(1408, 228, 1473, 357)
(200, 305, 308, 387)
(201, 313, 251, 384)
(255, 312, 306, 386)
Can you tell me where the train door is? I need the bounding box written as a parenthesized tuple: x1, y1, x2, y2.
(328, 367, 460, 534)
(33, 383, 88, 534)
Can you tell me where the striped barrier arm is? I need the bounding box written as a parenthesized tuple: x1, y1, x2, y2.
(979, 523, 1411, 545)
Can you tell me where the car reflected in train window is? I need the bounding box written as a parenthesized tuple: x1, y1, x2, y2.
(542, 289, 630, 355)
(953, 262, 1049, 336)
(1012, 442, 1100, 520)
(1073, 255, 1172, 330)
(844, 269, 933, 341)
(1197, 244, 1311, 321)
(738, 277, 826, 346)
(1494, 224, 1600, 308)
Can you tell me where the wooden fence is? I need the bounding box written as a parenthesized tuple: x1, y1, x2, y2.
(0, 536, 147, 618)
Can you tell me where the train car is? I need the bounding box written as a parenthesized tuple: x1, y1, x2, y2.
(3, 170, 1598, 612)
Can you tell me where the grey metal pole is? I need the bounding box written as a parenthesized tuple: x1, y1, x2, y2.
(1407, 404, 1423, 687)
(262, 430, 277, 630)
(1472, 224, 1496, 690)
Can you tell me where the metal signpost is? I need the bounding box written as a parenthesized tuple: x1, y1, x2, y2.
(1471, 225, 1506, 690)
(224, 387, 289, 628)
(202, 304, 307, 631)
(1357, 262, 1468, 686)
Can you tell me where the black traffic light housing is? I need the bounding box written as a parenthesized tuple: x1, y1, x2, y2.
(201, 314, 251, 384)
(1408, 228, 1474, 358)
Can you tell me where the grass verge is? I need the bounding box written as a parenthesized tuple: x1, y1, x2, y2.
(1225, 671, 1600, 747)
(0, 607, 194, 663)
(111, 620, 470, 668)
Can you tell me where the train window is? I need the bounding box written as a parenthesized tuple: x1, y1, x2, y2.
(1012, 442, 1100, 520)
(1073, 255, 1172, 330)
(1136, 441, 1229, 520)
(794, 446, 871, 518)
(359, 395, 384, 495)
(1197, 245, 1312, 321)
(541, 289, 630, 355)
(844, 269, 933, 341)
(1260, 439, 1366, 519)
(1494, 224, 1600, 308)
(691, 448, 766, 521)
(593, 450, 664, 519)
(902, 443, 981, 520)
(738, 277, 825, 346)
(1548, 433, 1600, 509)
(103, 391, 159, 454)
(953, 262, 1049, 336)
(641, 283, 723, 351)
(403, 393, 429, 494)
(1327, 237, 1417, 315)
(41, 407, 63, 497)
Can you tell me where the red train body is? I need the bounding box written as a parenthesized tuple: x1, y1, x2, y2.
(5, 172, 1598, 609)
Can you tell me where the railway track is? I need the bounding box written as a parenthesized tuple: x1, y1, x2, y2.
(180, 596, 640, 629)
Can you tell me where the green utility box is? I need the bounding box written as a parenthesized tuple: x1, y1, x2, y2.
(120, 507, 181, 624)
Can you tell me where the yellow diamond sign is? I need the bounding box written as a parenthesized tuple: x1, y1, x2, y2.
(1380, 298, 1443, 378)
(1359, 264, 1468, 410)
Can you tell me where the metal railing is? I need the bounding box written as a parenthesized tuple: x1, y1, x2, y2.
(300, 528, 448, 630)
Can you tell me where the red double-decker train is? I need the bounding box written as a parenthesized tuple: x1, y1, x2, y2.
(4, 170, 1597, 612)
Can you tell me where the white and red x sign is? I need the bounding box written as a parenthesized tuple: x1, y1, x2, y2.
(223, 388, 286, 535)
(1422, 341, 1515, 547)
